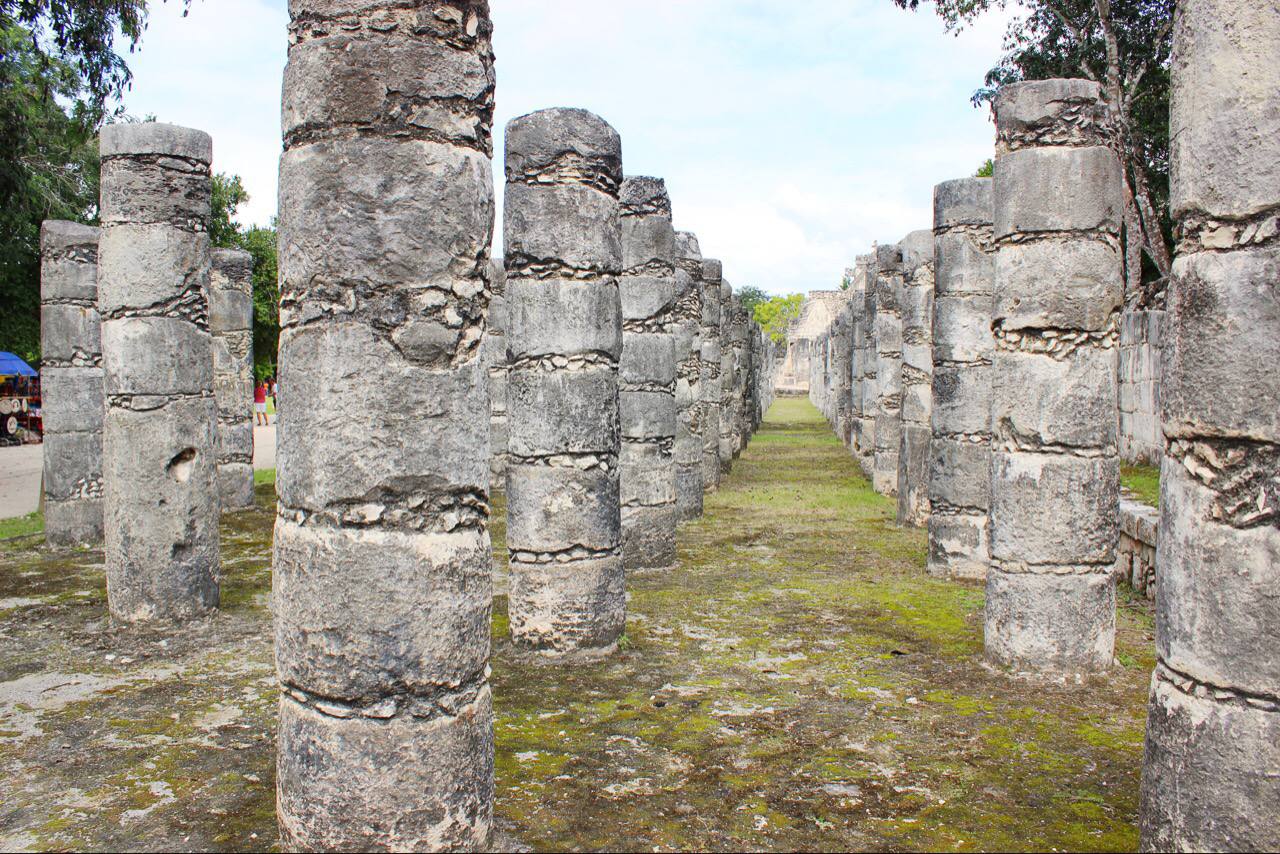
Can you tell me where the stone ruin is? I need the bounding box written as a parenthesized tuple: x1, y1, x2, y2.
(39, 221, 104, 547)
(22, 0, 1274, 848)
(99, 123, 221, 624)
(619, 176, 679, 572)
(210, 248, 255, 511)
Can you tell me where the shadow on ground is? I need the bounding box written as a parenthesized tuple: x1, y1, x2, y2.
(0, 398, 1154, 851)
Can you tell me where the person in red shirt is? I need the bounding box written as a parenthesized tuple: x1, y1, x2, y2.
(254, 380, 269, 426)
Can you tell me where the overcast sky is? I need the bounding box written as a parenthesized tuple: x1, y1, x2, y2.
(116, 0, 1013, 296)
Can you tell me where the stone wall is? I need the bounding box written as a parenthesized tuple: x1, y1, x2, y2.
(1116, 498, 1158, 598)
(1118, 309, 1164, 465)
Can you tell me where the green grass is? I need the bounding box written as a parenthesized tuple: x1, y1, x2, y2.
(0, 510, 43, 540)
(253, 468, 276, 486)
(1120, 464, 1160, 507)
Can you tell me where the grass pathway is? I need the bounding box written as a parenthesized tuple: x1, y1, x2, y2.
(0, 397, 1154, 851)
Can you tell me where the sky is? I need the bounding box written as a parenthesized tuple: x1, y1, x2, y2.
(116, 0, 1015, 297)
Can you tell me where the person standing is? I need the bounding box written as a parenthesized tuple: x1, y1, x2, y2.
(254, 380, 268, 426)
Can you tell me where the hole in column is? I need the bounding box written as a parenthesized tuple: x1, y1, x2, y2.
(167, 448, 197, 483)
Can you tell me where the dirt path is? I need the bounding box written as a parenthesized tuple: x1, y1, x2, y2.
(0, 398, 1154, 851)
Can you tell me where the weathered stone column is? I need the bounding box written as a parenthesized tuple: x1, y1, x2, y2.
(985, 79, 1122, 674)
(872, 244, 903, 495)
(928, 178, 995, 579)
(210, 248, 254, 511)
(40, 221, 104, 547)
(829, 295, 854, 447)
(728, 294, 750, 456)
(484, 259, 509, 483)
(504, 108, 624, 656)
(619, 176, 678, 570)
(99, 123, 219, 623)
(674, 231, 705, 519)
(849, 256, 871, 461)
(274, 4, 496, 849)
(1139, 3, 1280, 848)
(700, 259, 723, 491)
(859, 256, 880, 478)
(718, 280, 735, 473)
(897, 230, 935, 527)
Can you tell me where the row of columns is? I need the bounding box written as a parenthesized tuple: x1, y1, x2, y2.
(800, 54, 1277, 850)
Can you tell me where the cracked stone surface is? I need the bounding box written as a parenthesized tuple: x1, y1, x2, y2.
(1138, 4, 1280, 849)
(273, 1, 497, 848)
(98, 123, 220, 625)
(986, 79, 1123, 675)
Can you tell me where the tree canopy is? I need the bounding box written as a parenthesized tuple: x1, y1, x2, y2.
(892, 0, 1174, 304)
(753, 294, 805, 345)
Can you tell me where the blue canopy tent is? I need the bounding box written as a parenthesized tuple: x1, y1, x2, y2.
(0, 352, 37, 377)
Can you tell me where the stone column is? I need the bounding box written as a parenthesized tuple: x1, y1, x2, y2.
(718, 280, 735, 473)
(897, 230, 935, 527)
(700, 259, 723, 491)
(99, 123, 219, 623)
(619, 176, 678, 571)
(484, 259, 509, 484)
(832, 294, 854, 447)
(858, 256, 879, 477)
(872, 244, 904, 495)
(40, 221, 104, 547)
(849, 256, 870, 461)
(274, 4, 496, 849)
(985, 79, 1122, 674)
(1139, 2, 1280, 848)
(728, 294, 750, 456)
(928, 178, 995, 579)
(504, 108, 624, 656)
(674, 231, 705, 519)
(210, 248, 254, 511)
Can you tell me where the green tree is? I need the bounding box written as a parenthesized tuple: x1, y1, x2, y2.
(753, 294, 804, 345)
(736, 285, 768, 315)
(975, 158, 994, 178)
(893, 0, 1174, 304)
(210, 172, 248, 249)
(0, 22, 102, 362)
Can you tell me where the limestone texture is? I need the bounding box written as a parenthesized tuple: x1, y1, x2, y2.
(1139, 3, 1280, 849)
(98, 122, 219, 624)
(210, 248, 254, 511)
(40, 221, 104, 547)
(274, 3, 496, 849)
(700, 259, 723, 492)
(872, 244, 904, 496)
(985, 79, 1122, 674)
(928, 178, 994, 580)
(718, 280, 735, 474)
(673, 231, 705, 520)
(484, 259, 509, 483)
(619, 176, 677, 571)
(504, 107, 625, 659)
(896, 230, 935, 528)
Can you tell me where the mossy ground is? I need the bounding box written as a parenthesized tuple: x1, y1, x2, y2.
(0, 398, 1154, 851)
(1120, 464, 1160, 508)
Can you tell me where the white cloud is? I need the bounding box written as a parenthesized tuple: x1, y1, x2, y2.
(118, 0, 1016, 295)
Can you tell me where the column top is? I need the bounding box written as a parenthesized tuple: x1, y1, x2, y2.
(100, 122, 213, 163)
(933, 177, 993, 229)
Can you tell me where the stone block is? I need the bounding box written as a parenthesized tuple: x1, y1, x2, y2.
(933, 177, 993, 230)
(1156, 457, 1280, 698)
(984, 568, 1115, 672)
(994, 238, 1121, 332)
(619, 332, 676, 387)
(1161, 246, 1280, 441)
(927, 512, 989, 580)
(621, 503, 678, 570)
(274, 521, 492, 702)
(504, 182, 620, 272)
(506, 277, 621, 361)
(507, 555, 625, 652)
(932, 294, 991, 364)
(989, 451, 1119, 566)
(994, 146, 1123, 240)
(40, 304, 101, 365)
(991, 345, 1118, 450)
(929, 437, 990, 511)
(39, 367, 103, 434)
(505, 463, 620, 553)
(620, 390, 676, 441)
(505, 364, 618, 458)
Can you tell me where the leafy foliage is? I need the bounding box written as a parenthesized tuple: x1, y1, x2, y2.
(735, 285, 768, 315)
(0, 21, 102, 362)
(891, 0, 1174, 301)
(753, 293, 804, 345)
(975, 158, 994, 178)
